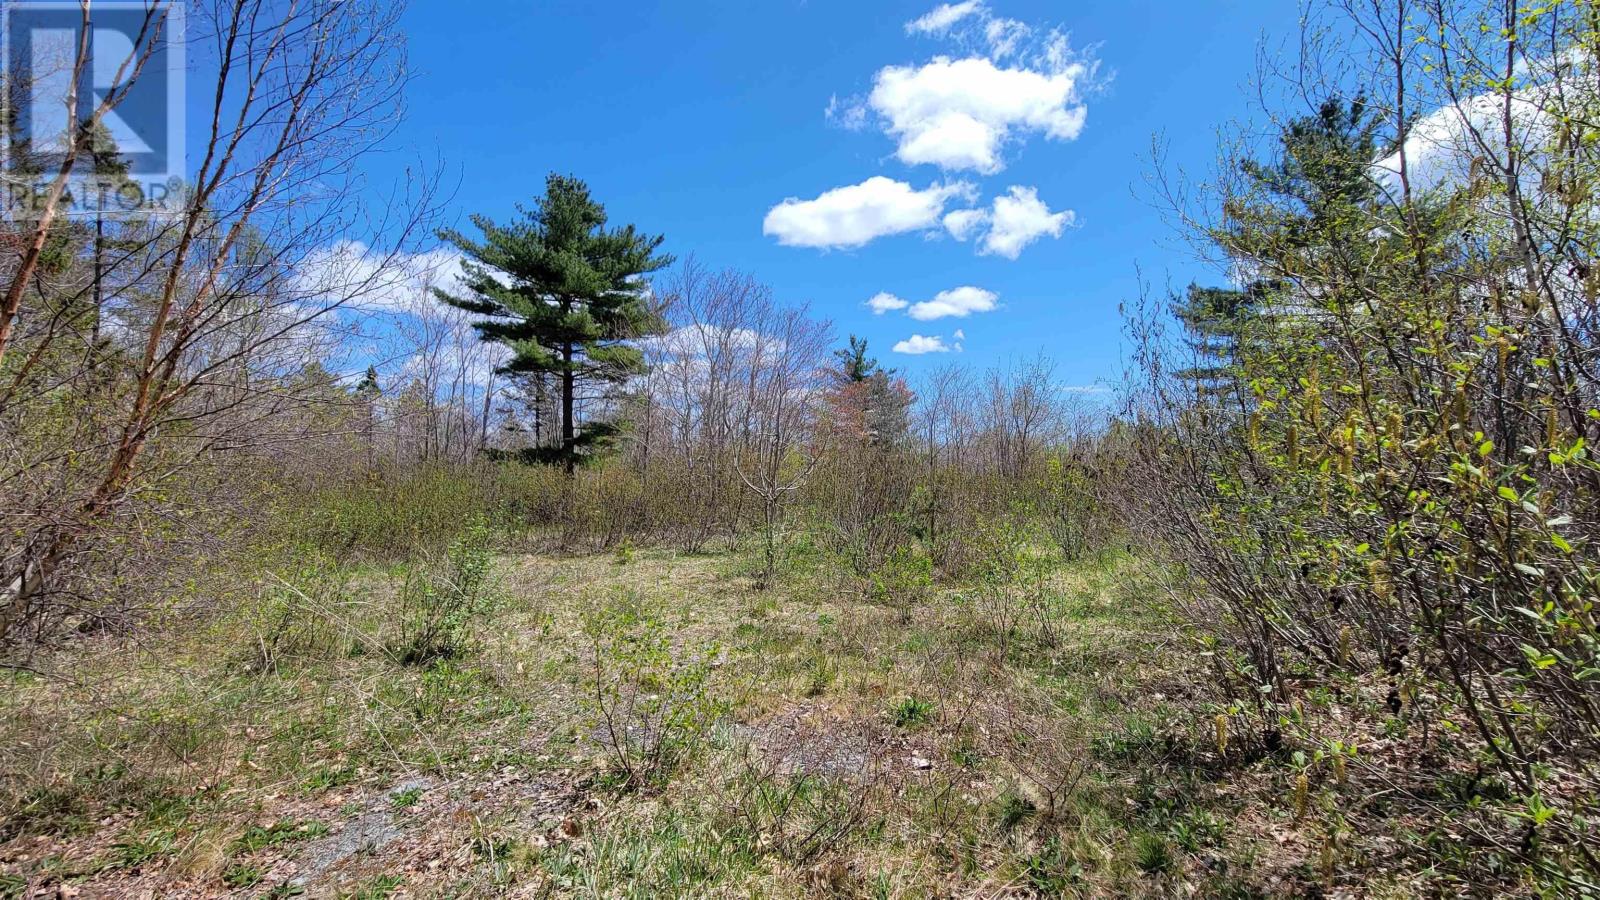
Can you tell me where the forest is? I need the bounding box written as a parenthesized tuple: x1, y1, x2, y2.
(3, 0, 1600, 896)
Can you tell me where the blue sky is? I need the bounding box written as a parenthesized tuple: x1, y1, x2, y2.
(357, 0, 1303, 390)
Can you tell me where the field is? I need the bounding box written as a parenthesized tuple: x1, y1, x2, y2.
(2, 535, 1389, 899)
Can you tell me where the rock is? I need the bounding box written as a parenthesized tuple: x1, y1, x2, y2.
(910, 754, 933, 770)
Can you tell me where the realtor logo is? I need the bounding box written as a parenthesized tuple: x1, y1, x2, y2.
(2, 1, 184, 218)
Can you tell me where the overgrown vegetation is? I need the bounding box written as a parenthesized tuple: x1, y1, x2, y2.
(4, 0, 1599, 895)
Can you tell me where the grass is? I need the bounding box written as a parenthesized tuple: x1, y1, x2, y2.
(232, 820, 331, 854)
(0, 536, 1510, 896)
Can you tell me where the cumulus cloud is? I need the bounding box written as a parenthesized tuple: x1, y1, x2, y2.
(762, 176, 976, 249)
(905, 1, 986, 35)
(866, 291, 910, 314)
(866, 55, 1088, 173)
(908, 285, 998, 320)
(294, 240, 467, 315)
(1372, 91, 1552, 196)
(829, 4, 1098, 173)
(942, 207, 988, 241)
(1369, 51, 1596, 200)
(892, 334, 952, 354)
(942, 186, 1072, 258)
(981, 185, 1073, 257)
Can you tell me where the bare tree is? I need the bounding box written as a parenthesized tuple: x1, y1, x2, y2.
(0, 2, 169, 368)
(736, 302, 831, 587)
(1, 0, 436, 646)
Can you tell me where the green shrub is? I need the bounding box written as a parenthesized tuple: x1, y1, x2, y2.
(869, 546, 933, 618)
(890, 696, 934, 728)
(1133, 832, 1173, 875)
(241, 554, 359, 673)
(390, 519, 498, 666)
(582, 590, 727, 788)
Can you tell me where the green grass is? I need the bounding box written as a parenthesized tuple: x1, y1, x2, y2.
(0, 536, 1476, 896)
(389, 787, 423, 809)
(232, 820, 330, 854)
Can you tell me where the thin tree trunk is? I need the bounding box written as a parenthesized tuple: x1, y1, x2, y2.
(562, 340, 576, 477)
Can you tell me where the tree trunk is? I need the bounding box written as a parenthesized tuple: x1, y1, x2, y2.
(561, 340, 576, 477)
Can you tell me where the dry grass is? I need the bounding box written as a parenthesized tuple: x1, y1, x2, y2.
(0, 543, 1501, 898)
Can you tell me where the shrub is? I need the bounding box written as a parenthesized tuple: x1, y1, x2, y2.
(241, 555, 359, 673)
(890, 695, 934, 728)
(582, 591, 727, 788)
(1127, 7, 1600, 879)
(389, 519, 498, 665)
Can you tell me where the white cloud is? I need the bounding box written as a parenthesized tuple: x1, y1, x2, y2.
(866, 291, 910, 314)
(644, 324, 770, 356)
(294, 240, 467, 315)
(892, 334, 952, 354)
(905, 1, 1031, 59)
(867, 54, 1088, 173)
(825, 93, 868, 130)
(1372, 91, 1552, 196)
(942, 186, 1073, 258)
(905, 1, 986, 36)
(398, 339, 508, 391)
(762, 176, 976, 249)
(942, 207, 988, 240)
(983, 17, 1031, 58)
(953, 328, 965, 340)
(981, 185, 1073, 258)
(908, 285, 998, 320)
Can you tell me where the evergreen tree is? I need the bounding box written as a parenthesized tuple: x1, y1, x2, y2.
(1235, 95, 1380, 250)
(436, 174, 671, 474)
(1179, 96, 1379, 400)
(355, 365, 381, 397)
(1171, 282, 1260, 399)
(835, 335, 877, 382)
(826, 335, 910, 448)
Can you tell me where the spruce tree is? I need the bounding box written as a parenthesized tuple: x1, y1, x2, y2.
(436, 174, 671, 474)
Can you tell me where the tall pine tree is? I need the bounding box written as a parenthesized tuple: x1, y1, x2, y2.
(1178, 97, 1379, 401)
(436, 175, 671, 474)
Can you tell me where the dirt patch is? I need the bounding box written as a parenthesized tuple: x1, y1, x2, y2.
(734, 702, 945, 783)
(1, 767, 589, 899)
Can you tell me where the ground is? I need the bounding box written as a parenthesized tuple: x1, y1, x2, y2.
(0, 544, 1429, 898)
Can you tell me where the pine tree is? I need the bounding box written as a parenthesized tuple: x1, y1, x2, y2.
(1237, 94, 1379, 250)
(1178, 97, 1378, 400)
(826, 336, 910, 448)
(1171, 283, 1259, 400)
(436, 174, 671, 474)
